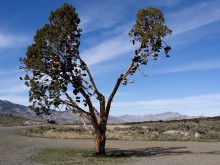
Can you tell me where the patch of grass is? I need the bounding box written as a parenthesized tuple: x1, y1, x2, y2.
(29, 148, 128, 165)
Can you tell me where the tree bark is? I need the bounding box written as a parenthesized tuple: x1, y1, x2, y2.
(94, 132, 106, 156)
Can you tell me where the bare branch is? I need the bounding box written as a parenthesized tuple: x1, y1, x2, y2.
(81, 78, 95, 91)
(122, 46, 142, 79)
(63, 92, 90, 117)
(77, 112, 94, 135)
(105, 76, 122, 122)
(78, 57, 103, 97)
(105, 46, 142, 120)
(105, 45, 154, 120)
(138, 68, 148, 77)
(78, 88, 100, 134)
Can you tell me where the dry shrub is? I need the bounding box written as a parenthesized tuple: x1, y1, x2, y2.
(20, 117, 220, 142)
(43, 130, 91, 139)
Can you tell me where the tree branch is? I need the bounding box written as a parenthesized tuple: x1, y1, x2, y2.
(78, 57, 103, 98)
(105, 76, 122, 122)
(63, 92, 90, 117)
(137, 68, 148, 77)
(105, 45, 142, 120)
(81, 78, 95, 91)
(77, 112, 94, 135)
(78, 55, 106, 125)
(105, 44, 154, 121)
(78, 88, 100, 135)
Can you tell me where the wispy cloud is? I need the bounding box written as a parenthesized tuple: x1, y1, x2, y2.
(0, 71, 29, 105)
(0, 69, 19, 76)
(0, 84, 28, 95)
(168, 0, 220, 35)
(149, 0, 184, 7)
(112, 93, 220, 116)
(78, 1, 124, 33)
(153, 58, 220, 74)
(0, 95, 29, 106)
(0, 33, 30, 48)
(81, 30, 134, 66)
(89, 62, 127, 77)
(0, 83, 29, 105)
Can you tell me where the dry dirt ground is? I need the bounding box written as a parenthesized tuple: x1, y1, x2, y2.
(0, 126, 220, 165)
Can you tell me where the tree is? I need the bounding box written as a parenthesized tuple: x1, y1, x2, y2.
(20, 3, 171, 156)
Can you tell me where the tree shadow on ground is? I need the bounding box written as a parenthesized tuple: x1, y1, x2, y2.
(105, 147, 220, 158)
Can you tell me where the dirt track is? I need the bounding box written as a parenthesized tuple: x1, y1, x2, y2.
(0, 126, 220, 165)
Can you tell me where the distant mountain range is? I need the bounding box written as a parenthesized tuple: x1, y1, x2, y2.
(0, 99, 198, 124)
(117, 112, 197, 123)
(0, 99, 123, 124)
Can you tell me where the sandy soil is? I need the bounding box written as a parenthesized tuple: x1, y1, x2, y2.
(0, 126, 220, 165)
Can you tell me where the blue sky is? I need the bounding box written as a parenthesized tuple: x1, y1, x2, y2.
(0, 0, 220, 117)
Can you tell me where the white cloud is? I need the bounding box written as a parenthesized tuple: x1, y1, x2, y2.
(0, 72, 29, 105)
(81, 31, 135, 66)
(0, 95, 29, 106)
(0, 69, 19, 76)
(149, 0, 184, 7)
(78, 1, 124, 33)
(0, 33, 30, 48)
(0, 84, 28, 95)
(153, 58, 220, 74)
(0, 82, 29, 105)
(111, 93, 220, 116)
(168, 0, 220, 35)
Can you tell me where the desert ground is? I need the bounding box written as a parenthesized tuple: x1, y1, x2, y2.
(0, 126, 220, 165)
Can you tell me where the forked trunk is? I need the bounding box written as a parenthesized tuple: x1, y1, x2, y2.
(94, 132, 106, 156)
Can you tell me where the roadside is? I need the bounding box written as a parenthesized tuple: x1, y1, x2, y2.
(0, 126, 220, 165)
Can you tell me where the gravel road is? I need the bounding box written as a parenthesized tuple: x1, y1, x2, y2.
(0, 126, 220, 165)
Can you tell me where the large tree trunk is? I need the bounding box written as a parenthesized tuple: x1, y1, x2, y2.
(94, 122, 107, 156)
(94, 133, 106, 156)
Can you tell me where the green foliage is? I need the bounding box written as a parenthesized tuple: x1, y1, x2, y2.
(20, 3, 83, 114)
(119, 7, 172, 85)
(128, 8, 172, 67)
(130, 8, 172, 42)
